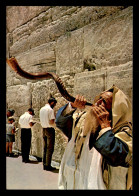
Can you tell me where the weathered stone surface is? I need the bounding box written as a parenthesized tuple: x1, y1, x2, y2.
(6, 84, 31, 117)
(53, 128, 68, 163)
(74, 69, 106, 103)
(31, 79, 58, 117)
(8, 6, 127, 56)
(106, 61, 132, 102)
(56, 28, 84, 76)
(56, 7, 132, 76)
(13, 128, 21, 152)
(6, 62, 21, 87)
(83, 7, 133, 69)
(30, 123, 43, 158)
(16, 43, 56, 72)
(6, 6, 51, 32)
(6, 33, 10, 58)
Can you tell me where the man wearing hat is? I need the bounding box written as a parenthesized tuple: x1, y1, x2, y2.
(6, 109, 15, 124)
(40, 97, 57, 171)
(7, 109, 15, 119)
(19, 108, 35, 163)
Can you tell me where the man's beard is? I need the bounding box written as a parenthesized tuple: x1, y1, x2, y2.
(50, 104, 55, 108)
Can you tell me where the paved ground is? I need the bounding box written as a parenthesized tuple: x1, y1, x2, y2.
(6, 155, 59, 190)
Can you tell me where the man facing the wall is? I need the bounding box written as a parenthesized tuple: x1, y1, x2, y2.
(19, 108, 35, 163)
(40, 97, 57, 171)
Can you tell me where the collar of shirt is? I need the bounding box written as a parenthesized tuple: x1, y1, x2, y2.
(45, 103, 51, 108)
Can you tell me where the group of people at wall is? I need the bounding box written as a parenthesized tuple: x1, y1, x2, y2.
(6, 97, 57, 171)
(6, 85, 132, 190)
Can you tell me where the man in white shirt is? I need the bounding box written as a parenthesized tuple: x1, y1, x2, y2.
(19, 108, 35, 163)
(40, 97, 57, 171)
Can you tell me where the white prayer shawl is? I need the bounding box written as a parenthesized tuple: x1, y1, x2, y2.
(58, 131, 106, 190)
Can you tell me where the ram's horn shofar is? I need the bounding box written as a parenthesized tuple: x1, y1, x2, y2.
(6, 57, 92, 106)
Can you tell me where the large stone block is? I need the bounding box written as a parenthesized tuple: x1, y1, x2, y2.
(31, 79, 58, 117)
(11, 8, 52, 45)
(6, 6, 51, 32)
(6, 84, 32, 117)
(56, 28, 84, 76)
(51, 6, 76, 21)
(74, 69, 106, 103)
(30, 123, 43, 158)
(10, 35, 31, 56)
(16, 42, 56, 72)
(106, 62, 132, 102)
(13, 128, 21, 152)
(52, 128, 68, 163)
(83, 7, 133, 69)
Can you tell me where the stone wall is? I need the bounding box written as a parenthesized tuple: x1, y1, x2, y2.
(6, 6, 133, 163)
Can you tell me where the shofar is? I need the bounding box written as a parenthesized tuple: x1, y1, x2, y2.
(6, 57, 92, 106)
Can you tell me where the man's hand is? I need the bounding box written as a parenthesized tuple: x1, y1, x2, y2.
(49, 119, 55, 125)
(92, 105, 111, 129)
(71, 95, 87, 109)
(29, 122, 36, 127)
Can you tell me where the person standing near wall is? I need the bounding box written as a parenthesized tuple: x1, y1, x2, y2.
(19, 108, 35, 163)
(6, 117, 16, 157)
(40, 97, 57, 171)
